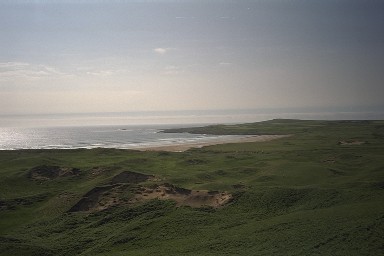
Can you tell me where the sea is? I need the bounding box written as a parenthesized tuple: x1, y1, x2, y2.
(0, 125, 242, 150)
(1, 109, 383, 150)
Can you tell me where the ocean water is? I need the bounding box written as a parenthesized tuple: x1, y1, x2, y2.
(0, 125, 244, 150)
(1, 108, 383, 150)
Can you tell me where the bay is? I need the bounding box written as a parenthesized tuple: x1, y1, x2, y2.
(0, 125, 239, 150)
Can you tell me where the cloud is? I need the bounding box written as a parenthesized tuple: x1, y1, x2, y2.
(86, 70, 115, 77)
(0, 62, 30, 69)
(163, 65, 183, 75)
(175, 16, 196, 19)
(84, 68, 129, 77)
(41, 65, 64, 75)
(0, 62, 68, 81)
(219, 62, 233, 66)
(153, 48, 169, 55)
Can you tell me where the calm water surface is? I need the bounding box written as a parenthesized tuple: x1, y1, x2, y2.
(0, 125, 239, 150)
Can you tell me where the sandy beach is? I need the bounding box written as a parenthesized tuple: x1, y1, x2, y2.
(138, 134, 290, 152)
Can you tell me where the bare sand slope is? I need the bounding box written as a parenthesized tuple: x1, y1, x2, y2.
(138, 134, 291, 152)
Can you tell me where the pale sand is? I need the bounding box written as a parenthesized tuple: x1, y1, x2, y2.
(137, 135, 291, 152)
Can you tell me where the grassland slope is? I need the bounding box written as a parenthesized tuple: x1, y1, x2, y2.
(0, 119, 384, 255)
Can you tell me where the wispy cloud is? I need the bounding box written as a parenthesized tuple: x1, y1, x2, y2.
(153, 48, 169, 55)
(175, 16, 196, 19)
(0, 62, 68, 81)
(163, 65, 183, 75)
(86, 70, 116, 77)
(0, 62, 30, 69)
(219, 62, 233, 66)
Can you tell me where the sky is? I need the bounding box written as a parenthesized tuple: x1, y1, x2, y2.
(0, 0, 383, 116)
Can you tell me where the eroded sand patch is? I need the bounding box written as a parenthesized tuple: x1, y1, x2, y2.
(69, 170, 232, 212)
(131, 183, 232, 208)
(69, 183, 232, 213)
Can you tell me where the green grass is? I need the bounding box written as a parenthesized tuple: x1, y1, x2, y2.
(0, 119, 384, 255)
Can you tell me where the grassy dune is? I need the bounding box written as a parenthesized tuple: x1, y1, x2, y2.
(1, 119, 384, 255)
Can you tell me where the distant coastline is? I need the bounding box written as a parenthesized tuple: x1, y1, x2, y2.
(1, 108, 383, 128)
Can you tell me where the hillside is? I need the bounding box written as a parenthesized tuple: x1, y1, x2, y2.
(1, 119, 384, 255)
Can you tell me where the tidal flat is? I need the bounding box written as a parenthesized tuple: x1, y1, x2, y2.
(0, 119, 384, 255)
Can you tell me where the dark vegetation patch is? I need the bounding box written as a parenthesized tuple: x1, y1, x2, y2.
(157, 151, 171, 156)
(184, 158, 208, 165)
(0, 238, 55, 256)
(196, 172, 215, 181)
(255, 175, 275, 182)
(322, 156, 337, 163)
(110, 171, 153, 184)
(232, 183, 246, 189)
(240, 167, 258, 174)
(338, 140, 366, 145)
(371, 181, 384, 190)
(28, 165, 80, 180)
(68, 185, 123, 212)
(372, 125, 384, 139)
(0, 193, 49, 210)
(121, 158, 149, 164)
(162, 183, 192, 195)
(214, 170, 227, 176)
(328, 168, 346, 176)
(233, 188, 343, 214)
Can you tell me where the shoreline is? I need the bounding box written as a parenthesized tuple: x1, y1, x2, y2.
(137, 134, 291, 152)
(0, 135, 290, 151)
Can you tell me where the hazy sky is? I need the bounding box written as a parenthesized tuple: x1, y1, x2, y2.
(0, 0, 383, 115)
